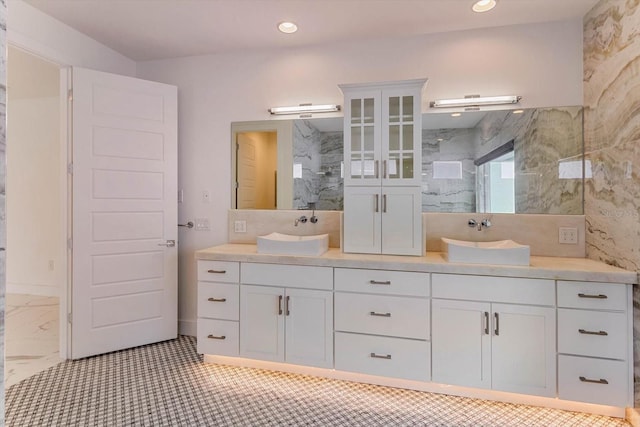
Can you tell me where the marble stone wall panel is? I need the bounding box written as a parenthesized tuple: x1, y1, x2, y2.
(583, 0, 640, 407)
(0, 0, 7, 422)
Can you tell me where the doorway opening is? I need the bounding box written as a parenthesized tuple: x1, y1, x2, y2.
(5, 46, 64, 385)
(236, 131, 277, 209)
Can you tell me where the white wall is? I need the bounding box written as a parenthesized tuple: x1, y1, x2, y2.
(6, 97, 60, 296)
(7, 0, 136, 75)
(136, 20, 584, 334)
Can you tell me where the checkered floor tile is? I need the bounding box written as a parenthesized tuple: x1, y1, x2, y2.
(5, 336, 630, 426)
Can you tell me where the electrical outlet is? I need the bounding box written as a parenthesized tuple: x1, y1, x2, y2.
(559, 227, 578, 244)
(234, 220, 247, 233)
(195, 218, 210, 231)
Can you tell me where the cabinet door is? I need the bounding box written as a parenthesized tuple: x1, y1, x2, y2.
(239, 285, 285, 362)
(343, 186, 381, 254)
(382, 87, 422, 186)
(381, 187, 422, 256)
(432, 299, 491, 389)
(284, 288, 333, 368)
(343, 89, 381, 186)
(491, 304, 556, 397)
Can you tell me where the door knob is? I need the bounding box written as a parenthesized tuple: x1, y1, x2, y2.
(158, 240, 176, 247)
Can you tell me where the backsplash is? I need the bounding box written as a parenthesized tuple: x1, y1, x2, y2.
(229, 210, 586, 258)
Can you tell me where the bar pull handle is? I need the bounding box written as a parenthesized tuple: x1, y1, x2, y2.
(494, 312, 499, 336)
(207, 269, 227, 274)
(382, 194, 387, 213)
(370, 311, 391, 317)
(578, 329, 608, 336)
(285, 296, 290, 316)
(278, 295, 283, 315)
(383, 160, 387, 178)
(578, 293, 608, 299)
(484, 311, 490, 335)
(370, 353, 392, 360)
(369, 280, 392, 285)
(579, 376, 609, 385)
(207, 334, 226, 340)
(374, 194, 379, 213)
(207, 297, 227, 303)
(374, 160, 379, 179)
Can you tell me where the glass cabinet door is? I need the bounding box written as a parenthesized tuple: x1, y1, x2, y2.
(344, 91, 381, 186)
(382, 88, 422, 186)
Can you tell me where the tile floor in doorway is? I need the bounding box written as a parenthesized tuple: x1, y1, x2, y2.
(5, 293, 60, 387)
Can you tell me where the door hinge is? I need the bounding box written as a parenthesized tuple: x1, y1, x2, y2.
(235, 181, 239, 189)
(67, 313, 72, 324)
(67, 238, 73, 250)
(236, 142, 239, 151)
(67, 163, 73, 175)
(68, 89, 73, 102)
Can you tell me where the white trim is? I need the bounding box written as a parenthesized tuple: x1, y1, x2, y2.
(203, 354, 627, 419)
(60, 67, 72, 361)
(6, 283, 59, 297)
(8, 30, 72, 68)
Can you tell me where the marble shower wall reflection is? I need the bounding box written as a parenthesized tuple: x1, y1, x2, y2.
(423, 106, 583, 214)
(0, 0, 7, 423)
(583, 0, 640, 407)
(292, 120, 344, 210)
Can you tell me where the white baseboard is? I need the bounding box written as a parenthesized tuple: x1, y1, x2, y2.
(7, 282, 59, 297)
(179, 319, 196, 337)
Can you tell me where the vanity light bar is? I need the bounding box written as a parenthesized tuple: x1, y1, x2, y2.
(268, 104, 341, 115)
(430, 95, 521, 109)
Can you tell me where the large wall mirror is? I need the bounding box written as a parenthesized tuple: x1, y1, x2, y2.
(231, 105, 584, 214)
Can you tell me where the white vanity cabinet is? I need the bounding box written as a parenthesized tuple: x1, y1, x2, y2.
(239, 263, 334, 369)
(341, 79, 426, 256)
(557, 281, 632, 407)
(196, 260, 241, 356)
(431, 274, 556, 397)
(334, 268, 431, 381)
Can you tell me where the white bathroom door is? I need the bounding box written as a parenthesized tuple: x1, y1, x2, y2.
(70, 67, 178, 359)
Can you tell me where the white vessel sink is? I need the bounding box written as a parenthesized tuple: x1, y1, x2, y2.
(257, 232, 329, 256)
(442, 237, 530, 266)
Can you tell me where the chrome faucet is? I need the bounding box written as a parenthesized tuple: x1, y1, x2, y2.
(294, 215, 308, 226)
(309, 202, 318, 224)
(468, 218, 492, 231)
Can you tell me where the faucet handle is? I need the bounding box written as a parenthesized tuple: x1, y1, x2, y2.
(481, 219, 492, 228)
(468, 219, 477, 228)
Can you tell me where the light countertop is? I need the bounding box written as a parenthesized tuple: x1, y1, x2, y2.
(195, 244, 638, 284)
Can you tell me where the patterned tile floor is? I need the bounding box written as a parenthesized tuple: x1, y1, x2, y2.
(5, 335, 631, 426)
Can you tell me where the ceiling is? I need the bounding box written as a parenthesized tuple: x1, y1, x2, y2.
(23, 0, 599, 62)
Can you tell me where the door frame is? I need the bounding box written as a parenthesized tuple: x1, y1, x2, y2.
(7, 35, 72, 360)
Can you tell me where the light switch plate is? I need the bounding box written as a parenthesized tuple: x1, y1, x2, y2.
(558, 227, 578, 244)
(234, 220, 247, 233)
(195, 218, 210, 231)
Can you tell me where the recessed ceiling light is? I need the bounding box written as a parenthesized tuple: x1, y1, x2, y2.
(278, 21, 298, 34)
(472, 0, 497, 13)
(451, 113, 462, 117)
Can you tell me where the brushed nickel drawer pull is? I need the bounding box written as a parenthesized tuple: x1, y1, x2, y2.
(207, 334, 226, 340)
(370, 311, 391, 317)
(208, 297, 227, 303)
(578, 293, 608, 299)
(374, 194, 379, 213)
(285, 296, 290, 316)
(484, 311, 490, 335)
(278, 295, 283, 315)
(207, 269, 227, 274)
(369, 280, 391, 285)
(382, 194, 387, 213)
(374, 160, 379, 179)
(579, 376, 609, 385)
(578, 329, 608, 336)
(370, 352, 391, 360)
(494, 312, 499, 336)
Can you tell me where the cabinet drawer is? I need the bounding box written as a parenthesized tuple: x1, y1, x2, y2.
(558, 309, 627, 360)
(335, 332, 430, 381)
(241, 263, 333, 290)
(558, 355, 629, 407)
(432, 274, 554, 306)
(557, 281, 627, 311)
(197, 261, 239, 283)
(197, 318, 239, 357)
(335, 293, 429, 339)
(335, 268, 429, 297)
(197, 282, 239, 321)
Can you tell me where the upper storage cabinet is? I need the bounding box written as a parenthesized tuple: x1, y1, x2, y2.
(341, 79, 426, 187)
